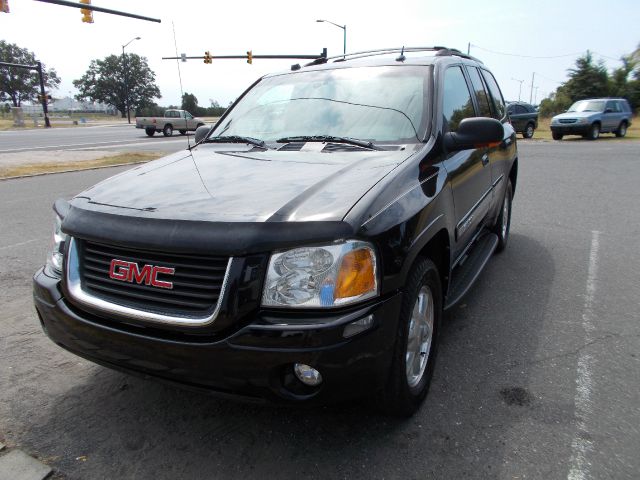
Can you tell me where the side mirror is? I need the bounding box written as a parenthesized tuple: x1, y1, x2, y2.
(194, 125, 211, 143)
(444, 117, 504, 152)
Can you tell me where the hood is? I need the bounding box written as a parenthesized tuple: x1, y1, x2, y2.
(552, 111, 600, 120)
(73, 144, 418, 223)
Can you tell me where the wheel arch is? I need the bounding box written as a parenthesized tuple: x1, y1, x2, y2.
(509, 157, 518, 196)
(415, 228, 450, 301)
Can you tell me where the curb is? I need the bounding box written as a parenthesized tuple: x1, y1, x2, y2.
(0, 160, 149, 181)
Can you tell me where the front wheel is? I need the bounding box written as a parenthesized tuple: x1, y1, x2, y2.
(493, 179, 513, 252)
(379, 257, 441, 417)
(552, 132, 563, 140)
(615, 122, 627, 138)
(162, 124, 173, 137)
(522, 123, 535, 139)
(145, 128, 155, 137)
(587, 123, 600, 140)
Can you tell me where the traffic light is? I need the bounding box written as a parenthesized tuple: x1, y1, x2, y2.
(0, 0, 9, 13)
(246, 50, 253, 64)
(80, 0, 93, 23)
(203, 51, 212, 64)
(37, 94, 52, 104)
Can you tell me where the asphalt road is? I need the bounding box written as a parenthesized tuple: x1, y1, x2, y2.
(0, 124, 199, 154)
(1, 140, 639, 479)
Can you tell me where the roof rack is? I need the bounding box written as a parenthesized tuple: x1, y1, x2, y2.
(302, 46, 482, 67)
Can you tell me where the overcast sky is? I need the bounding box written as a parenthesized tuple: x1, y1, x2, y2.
(2, 0, 639, 107)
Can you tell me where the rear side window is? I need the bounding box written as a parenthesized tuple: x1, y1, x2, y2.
(606, 101, 620, 113)
(442, 66, 474, 131)
(481, 70, 506, 119)
(466, 67, 492, 117)
(514, 105, 527, 114)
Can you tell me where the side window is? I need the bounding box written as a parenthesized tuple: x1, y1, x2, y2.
(515, 105, 527, 114)
(605, 101, 618, 113)
(466, 67, 492, 117)
(442, 66, 474, 131)
(480, 69, 506, 119)
(186, 112, 193, 119)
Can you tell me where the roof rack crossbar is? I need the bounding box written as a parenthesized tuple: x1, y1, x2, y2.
(303, 46, 482, 67)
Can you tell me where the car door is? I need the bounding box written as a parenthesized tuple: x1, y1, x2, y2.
(441, 65, 493, 257)
(603, 100, 619, 131)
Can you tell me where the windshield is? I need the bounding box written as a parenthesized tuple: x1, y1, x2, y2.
(212, 66, 430, 143)
(568, 100, 605, 113)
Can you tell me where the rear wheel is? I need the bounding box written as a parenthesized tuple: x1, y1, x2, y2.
(379, 257, 441, 417)
(163, 124, 173, 137)
(615, 121, 627, 138)
(493, 180, 513, 252)
(587, 123, 600, 140)
(145, 128, 155, 137)
(552, 131, 563, 140)
(522, 123, 535, 139)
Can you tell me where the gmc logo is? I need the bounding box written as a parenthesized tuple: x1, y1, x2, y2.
(108, 259, 175, 289)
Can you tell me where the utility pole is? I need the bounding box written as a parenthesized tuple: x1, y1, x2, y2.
(36, 62, 51, 127)
(467, 43, 470, 55)
(529, 72, 536, 104)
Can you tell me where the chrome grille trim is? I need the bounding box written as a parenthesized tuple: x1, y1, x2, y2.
(65, 237, 234, 327)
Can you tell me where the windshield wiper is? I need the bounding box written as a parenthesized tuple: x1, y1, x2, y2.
(276, 135, 382, 151)
(204, 135, 267, 148)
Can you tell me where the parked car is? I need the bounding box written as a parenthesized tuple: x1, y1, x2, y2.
(136, 109, 205, 137)
(550, 98, 632, 140)
(34, 47, 518, 416)
(506, 101, 538, 138)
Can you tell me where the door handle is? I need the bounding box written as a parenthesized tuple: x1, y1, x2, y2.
(481, 154, 489, 166)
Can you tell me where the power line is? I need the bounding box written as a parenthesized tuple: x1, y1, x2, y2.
(470, 44, 624, 62)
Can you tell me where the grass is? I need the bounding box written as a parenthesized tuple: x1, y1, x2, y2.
(0, 152, 163, 179)
(528, 116, 640, 141)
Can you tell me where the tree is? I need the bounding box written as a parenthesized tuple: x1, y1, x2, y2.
(73, 53, 161, 118)
(563, 51, 609, 102)
(181, 92, 198, 113)
(0, 40, 61, 107)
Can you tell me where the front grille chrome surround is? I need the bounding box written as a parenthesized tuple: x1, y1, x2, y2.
(65, 237, 234, 327)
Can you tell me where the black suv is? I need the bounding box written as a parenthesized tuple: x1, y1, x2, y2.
(34, 47, 518, 416)
(506, 101, 538, 138)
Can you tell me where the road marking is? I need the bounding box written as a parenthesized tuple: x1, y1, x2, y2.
(0, 238, 45, 251)
(66, 138, 189, 151)
(568, 230, 600, 480)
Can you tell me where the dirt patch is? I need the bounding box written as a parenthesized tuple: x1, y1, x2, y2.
(499, 386, 533, 406)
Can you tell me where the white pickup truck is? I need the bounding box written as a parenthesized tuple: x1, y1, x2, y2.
(136, 109, 205, 137)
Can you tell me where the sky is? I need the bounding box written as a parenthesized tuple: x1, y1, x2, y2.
(2, 0, 639, 107)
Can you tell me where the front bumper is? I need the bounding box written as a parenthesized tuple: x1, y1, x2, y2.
(550, 124, 590, 135)
(33, 268, 402, 404)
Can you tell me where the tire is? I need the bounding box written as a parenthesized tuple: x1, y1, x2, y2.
(379, 257, 441, 417)
(145, 128, 155, 137)
(587, 123, 600, 140)
(179, 129, 187, 135)
(552, 132, 563, 140)
(162, 124, 173, 137)
(615, 121, 627, 138)
(522, 123, 535, 139)
(493, 179, 513, 252)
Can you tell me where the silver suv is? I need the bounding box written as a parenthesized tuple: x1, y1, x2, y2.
(550, 98, 632, 140)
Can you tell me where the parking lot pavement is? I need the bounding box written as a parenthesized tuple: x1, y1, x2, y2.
(0, 141, 639, 479)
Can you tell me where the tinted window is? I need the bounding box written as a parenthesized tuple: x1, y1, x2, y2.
(481, 70, 506, 119)
(466, 67, 492, 117)
(514, 105, 527, 114)
(443, 66, 474, 131)
(606, 101, 620, 113)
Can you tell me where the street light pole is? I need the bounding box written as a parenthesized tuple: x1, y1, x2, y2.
(511, 77, 524, 102)
(316, 19, 346, 58)
(122, 36, 140, 124)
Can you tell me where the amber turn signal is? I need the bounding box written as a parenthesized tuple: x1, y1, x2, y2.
(335, 248, 376, 300)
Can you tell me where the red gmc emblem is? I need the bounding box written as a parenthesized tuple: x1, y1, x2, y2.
(108, 259, 175, 289)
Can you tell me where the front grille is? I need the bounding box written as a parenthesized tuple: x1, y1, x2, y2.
(77, 240, 229, 317)
(559, 119, 577, 124)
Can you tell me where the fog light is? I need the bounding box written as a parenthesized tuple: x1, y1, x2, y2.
(343, 314, 374, 338)
(293, 363, 323, 386)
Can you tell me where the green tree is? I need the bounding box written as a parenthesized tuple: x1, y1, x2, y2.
(563, 51, 609, 102)
(0, 40, 61, 107)
(73, 53, 161, 118)
(181, 92, 198, 113)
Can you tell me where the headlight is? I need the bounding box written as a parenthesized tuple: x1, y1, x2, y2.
(46, 215, 68, 276)
(577, 117, 588, 124)
(262, 240, 378, 308)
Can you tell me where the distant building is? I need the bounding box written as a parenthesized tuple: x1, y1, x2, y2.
(21, 97, 117, 115)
